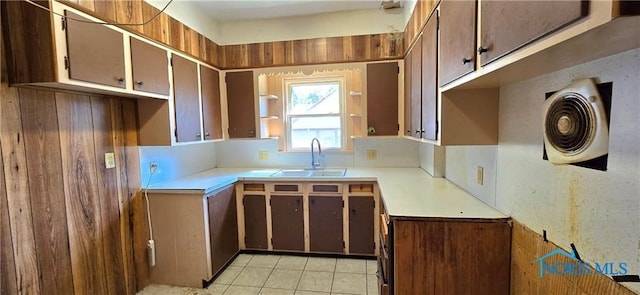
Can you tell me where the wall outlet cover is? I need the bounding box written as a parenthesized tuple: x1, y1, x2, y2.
(259, 150, 269, 161)
(105, 152, 116, 169)
(367, 149, 377, 160)
(477, 166, 484, 185)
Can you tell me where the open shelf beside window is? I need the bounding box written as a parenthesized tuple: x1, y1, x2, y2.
(259, 94, 278, 100)
(349, 91, 362, 96)
(260, 116, 279, 120)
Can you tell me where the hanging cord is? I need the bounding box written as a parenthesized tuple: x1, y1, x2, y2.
(24, 0, 174, 26)
(143, 165, 158, 241)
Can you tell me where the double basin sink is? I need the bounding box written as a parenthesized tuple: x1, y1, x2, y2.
(270, 168, 346, 178)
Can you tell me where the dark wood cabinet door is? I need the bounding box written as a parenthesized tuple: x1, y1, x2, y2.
(403, 52, 413, 136)
(410, 36, 423, 138)
(270, 195, 304, 251)
(309, 196, 343, 253)
(366, 62, 398, 136)
(130, 38, 170, 95)
(172, 54, 201, 142)
(349, 196, 375, 254)
(207, 185, 238, 276)
(226, 71, 256, 138)
(421, 14, 438, 141)
(440, 0, 477, 86)
(200, 65, 223, 140)
(480, 0, 587, 65)
(243, 195, 268, 249)
(64, 10, 125, 88)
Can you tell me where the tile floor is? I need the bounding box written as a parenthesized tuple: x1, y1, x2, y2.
(137, 254, 379, 295)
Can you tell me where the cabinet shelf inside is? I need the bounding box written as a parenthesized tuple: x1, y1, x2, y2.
(260, 116, 279, 120)
(349, 113, 362, 117)
(349, 91, 362, 96)
(259, 94, 279, 100)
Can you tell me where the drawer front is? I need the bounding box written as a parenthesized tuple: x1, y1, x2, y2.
(271, 183, 302, 193)
(307, 183, 342, 194)
(379, 214, 388, 247)
(243, 183, 265, 192)
(349, 183, 374, 193)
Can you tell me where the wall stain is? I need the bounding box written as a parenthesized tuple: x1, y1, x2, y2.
(568, 178, 580, 242)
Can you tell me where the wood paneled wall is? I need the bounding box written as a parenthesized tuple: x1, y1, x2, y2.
(511, 220, 636, 295)
(0, 40, 150, 293)
(404, 0, 438, 54)
(56, 0, 404, 69)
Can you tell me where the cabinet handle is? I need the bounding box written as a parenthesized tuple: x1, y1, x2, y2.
(117, 77, 125, 83)
(478, 46, 489, 54)
(415, 130, 420, 135)
(406, 129, 411, 134)
(136, 81, 144, 86)
(462, 57, 472, 64)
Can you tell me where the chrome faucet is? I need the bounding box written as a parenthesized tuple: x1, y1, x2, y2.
(310, 138, 322, 170)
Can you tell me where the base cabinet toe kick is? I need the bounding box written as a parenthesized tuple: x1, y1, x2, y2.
(378, 205, 511, 295)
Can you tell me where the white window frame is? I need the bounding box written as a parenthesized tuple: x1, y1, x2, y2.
(283, 76, 346, 152)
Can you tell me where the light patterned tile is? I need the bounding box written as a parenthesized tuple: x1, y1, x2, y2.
(276, 256, 308, 270)
(366, 275, 378, 295)
(231, 254, 254, 267)
(297, 271, 334, 292)
(366, 260, 377, 275)
(260, 287, 295, 294)
(247, 255, 281, 268)
(264, 269, 302, 290)
(206, 284, 229, 295)
(335, 259, 366, 274)
(294, 291, 330, 295)
(232, 267, 272, 287)
(137, 284, 187, 295)
(331, 273, 366, 295)
(304, 257, 336, 272)
(223, 285, 261, 295)
(214, 266, 243, 285)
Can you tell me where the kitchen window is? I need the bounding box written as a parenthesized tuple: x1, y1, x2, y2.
(285, 78, 345, 151)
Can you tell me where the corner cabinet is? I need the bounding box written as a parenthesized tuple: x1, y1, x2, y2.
(226, 71, 257, 138)
(366, 62, 399, 136)
(147, 184, 238, 288)
(236, 181, 379, 256)
(378, 201, 511, 295)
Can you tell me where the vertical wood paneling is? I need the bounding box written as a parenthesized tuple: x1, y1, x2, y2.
(91, 98, 126, 295)
(188, 29, 200, 58)
(0, 142, 18, 295)
(248, 43, 265, 67)
(168, 17, 184, 51)
(56, 92, 109, 295)
(262, 42, 274, 66)
(306, 38, 327, 64)
(326, 37, 344, 62)
(206, 38, 219, 66)
(141, 2, 168, 43)
(18, 88, 75, 295)
(93, 0, 117, 22)
(272, 41, 286, 65)
(115, 0, 143, 33)
(293, 40, 308, 64)
(78, 0, 95, 13)
(198, 35, 208, 63)
(0, 84, 41, 294)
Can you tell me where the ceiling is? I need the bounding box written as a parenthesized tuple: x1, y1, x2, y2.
(187, 0, 391, 22)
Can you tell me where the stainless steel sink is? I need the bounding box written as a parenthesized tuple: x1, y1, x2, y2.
(271, 168, 346, 177)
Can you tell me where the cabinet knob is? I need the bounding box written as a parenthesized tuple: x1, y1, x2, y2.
(205, 132, 210, 138)
(462, 57, 472, 64)
(249, 130, 255, 137)
(415, 130, 420, 135)
(196, 133, 201, 139)
(478, 46, 489, 54)
(406, 129, 411, 134)
(117, 77, 125, 83)
(136, 81, 144, 86)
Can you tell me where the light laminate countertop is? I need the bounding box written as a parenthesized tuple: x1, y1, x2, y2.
(147, 167, 507, 219)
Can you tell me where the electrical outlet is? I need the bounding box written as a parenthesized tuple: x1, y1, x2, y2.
(259, 150, 269, 161)
(477, 166, 484, 185)
(150, 162, 158, 174)
(366, 149, 377, 160)
(104, 152, 116, 169)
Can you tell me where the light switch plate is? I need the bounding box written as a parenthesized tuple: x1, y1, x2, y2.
(366, 149, 377, 160)
(477, 166, 484, 185)
(259, 150, 269, 161)
(105, 152, 116, 169)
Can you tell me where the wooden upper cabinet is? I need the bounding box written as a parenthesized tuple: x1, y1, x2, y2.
(403, 52, 413, 137)
(172, 54, 201, 142)
(226, 71, 257, 138)
(200, 65, 223, 140)
(65, 10, 126, 88)
(366, 62, 399, 136)
(410, 35, 423, 139)
(439, 0, 477, 86)
(479, 0, 587, 65)
(130, 38, 170, 95)
(421, 14, 438, 141)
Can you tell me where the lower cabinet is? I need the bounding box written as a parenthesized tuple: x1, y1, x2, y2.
(270, 195, 304, 251)
(147, 184, 239, 288)
(378, 208, 511, 295)
(309, 195, 344, 253)
(237, 182, 378, 256)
